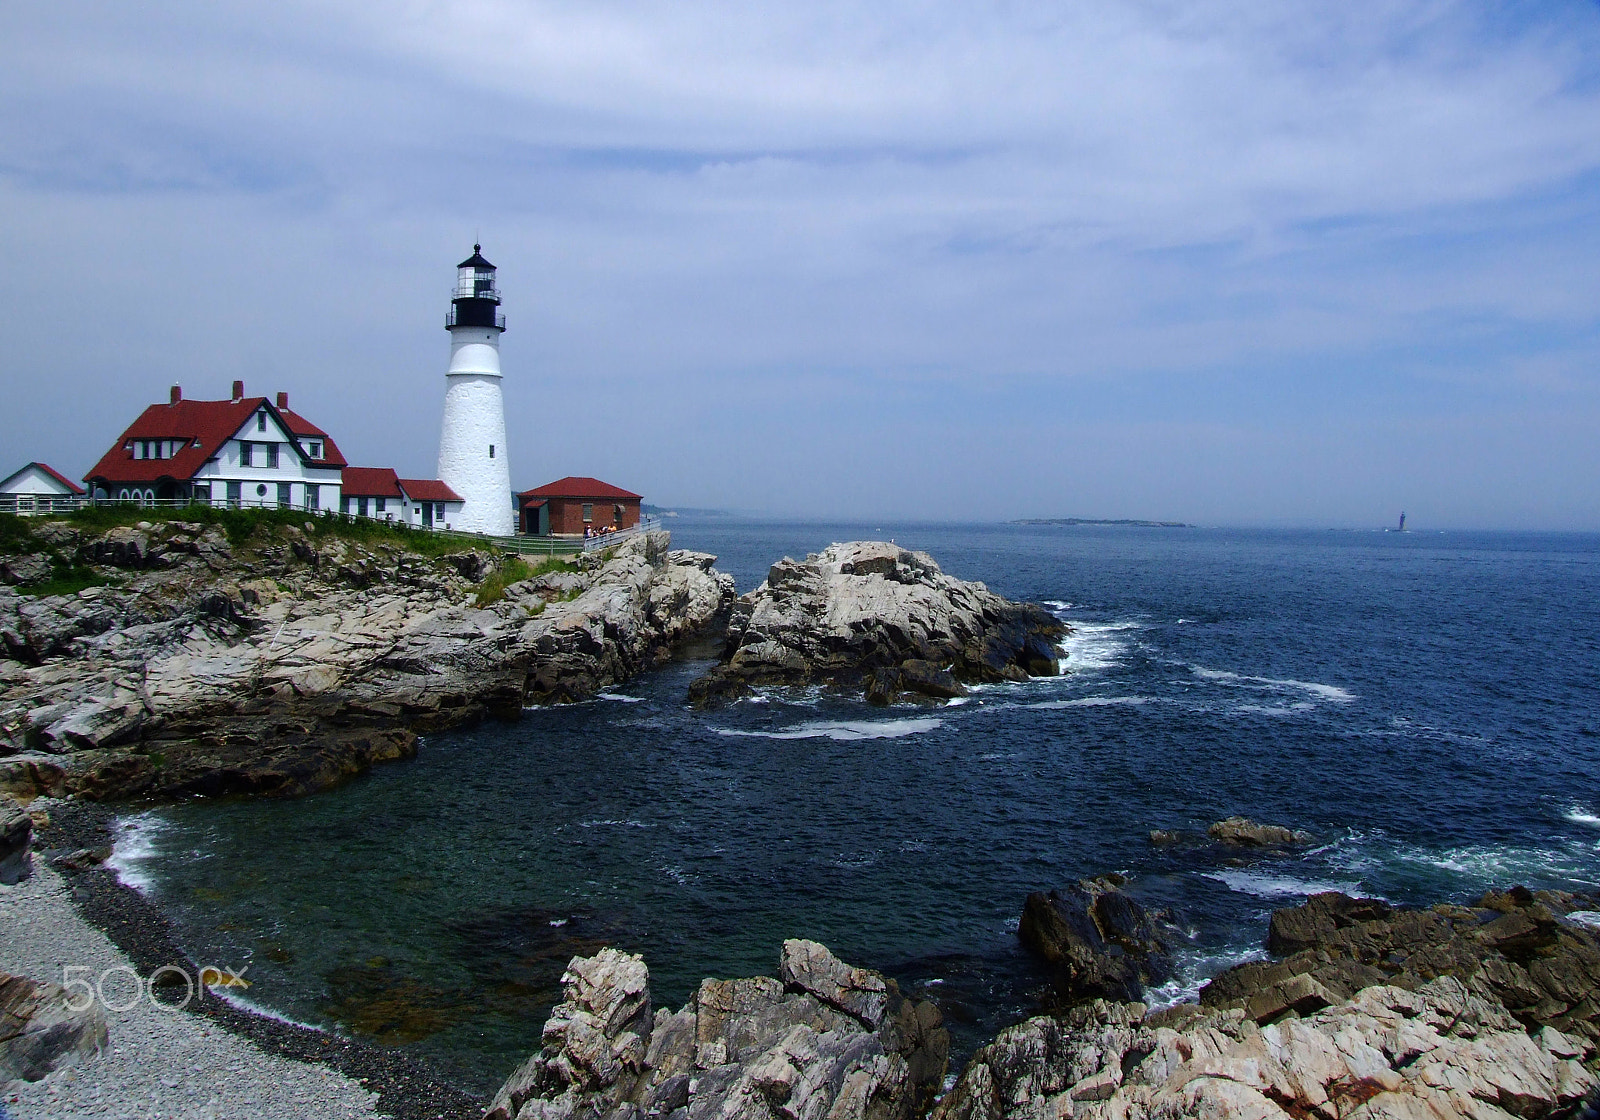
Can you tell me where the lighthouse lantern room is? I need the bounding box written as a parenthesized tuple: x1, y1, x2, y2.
(436, 244, 515, 536)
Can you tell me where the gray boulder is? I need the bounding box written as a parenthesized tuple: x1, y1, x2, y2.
(689, 542, 1066, 706)
(0, 971, 108, 1082)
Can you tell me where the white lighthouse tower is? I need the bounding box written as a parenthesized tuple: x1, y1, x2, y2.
(437, 245, 514, 536)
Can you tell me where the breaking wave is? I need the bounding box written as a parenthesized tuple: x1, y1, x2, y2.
(717, 717, 944, 741)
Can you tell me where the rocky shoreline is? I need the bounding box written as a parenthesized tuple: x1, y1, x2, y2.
(1, 519, 734, 801)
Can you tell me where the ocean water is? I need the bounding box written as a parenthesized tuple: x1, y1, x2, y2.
(110, 522, 1600, 1095)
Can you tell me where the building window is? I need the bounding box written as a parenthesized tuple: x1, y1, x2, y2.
(375, 497, 386, 513)
(257, 412, 267, 432)
(307, 486, 319, 511)
(226, 481, 242, 505)
(239, 442, 253, 467)
(359, 497, 369, 518)
(582, 502, 593, 522)
(278, 482, 292, 507)
(267, 443, 279, 468)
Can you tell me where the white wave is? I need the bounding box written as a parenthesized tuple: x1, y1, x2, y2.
(1565, 807, 1600, 829)
(1190, 667, 1355, 704)
(1394, 843, 1600, 887)
(205, 987, 328, 1033)
(1145, 946, 1269, 1009)
(1202, 870, 1364, 900)
(596, 692, 646, 703)
(105, 812, 169, 896)
(1565, 911, 1600, 930)
(1042, 600, 1073, 612)
(716, 717, 943, 741)
(1059, 621, 1141, 674)
(576, 819, 652, 829)
(944, 697, 971, 707)
(1028, 696, 1155, 710)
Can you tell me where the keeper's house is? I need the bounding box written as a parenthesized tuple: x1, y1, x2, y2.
(340, 467, 464, 530)
(85, 382, 347, 509)
(519, 476, 642, 537)
(0, 462, 85, 514)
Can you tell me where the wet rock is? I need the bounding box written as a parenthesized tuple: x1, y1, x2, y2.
(0, 971, 109, 1082)
(1208, 816, 1314, 847)
(1018, 875, 1176, 1004)
(1202, 890, 1600, 1045)
(486, 941, 948, 1120)
(689, 541, 1065, 706)
(0, 794, 32, 884)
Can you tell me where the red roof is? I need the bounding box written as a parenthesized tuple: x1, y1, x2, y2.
(398, 479, 462, 502)
(520, 476, 642, 500)
(2, 462, 86, 495)
(84, 395, 347, 485)
(341, 467, 403, 498)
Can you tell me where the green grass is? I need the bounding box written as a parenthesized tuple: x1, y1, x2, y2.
(473, 554, 579, 608)
(0, 514, 35, 556)
(17, 564, 107, 598)
(48, 505, 482, 556)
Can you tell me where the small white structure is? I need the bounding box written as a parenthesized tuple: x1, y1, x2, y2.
(340, 467, 464, 530)
(436, 245, 515, 536)
(0, 462, 86, 514)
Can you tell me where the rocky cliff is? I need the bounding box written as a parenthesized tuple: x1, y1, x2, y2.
(0, 518, 733, 800)
(688, 542, 1066, 706)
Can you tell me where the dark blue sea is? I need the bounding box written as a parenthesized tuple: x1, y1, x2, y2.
(109, 521, 1600, 1095)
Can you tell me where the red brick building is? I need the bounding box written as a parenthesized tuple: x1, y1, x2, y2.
(519, 477, 642, 537)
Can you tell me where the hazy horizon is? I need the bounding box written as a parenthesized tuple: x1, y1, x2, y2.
(3, 2, 1599, 530)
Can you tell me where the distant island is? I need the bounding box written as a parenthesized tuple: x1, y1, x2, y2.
(1013, 517, 1191, 528)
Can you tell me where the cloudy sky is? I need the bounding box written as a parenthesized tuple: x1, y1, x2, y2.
(3, 1, 1599, 527)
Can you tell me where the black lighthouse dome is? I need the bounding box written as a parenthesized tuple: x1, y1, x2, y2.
(447, 243, 505, 331)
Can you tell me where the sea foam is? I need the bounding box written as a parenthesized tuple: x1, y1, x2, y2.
(717, 717, 943, 742)
(1202, 870, 1364, 900)
(104, 812, 168, 896)
(1190, 667, 1355, 704)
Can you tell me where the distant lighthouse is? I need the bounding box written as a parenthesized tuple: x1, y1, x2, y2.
(437, 245, 514, 536)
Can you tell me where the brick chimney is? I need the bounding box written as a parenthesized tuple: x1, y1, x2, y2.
(170, 385, 182, 405)
(276, 391, 289, 410)
(232, 380, 244, 402)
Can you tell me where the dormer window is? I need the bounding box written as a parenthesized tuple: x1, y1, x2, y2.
(304, 440, 323, 459)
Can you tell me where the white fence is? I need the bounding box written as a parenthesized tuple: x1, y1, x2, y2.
(0, 496, 662, 558)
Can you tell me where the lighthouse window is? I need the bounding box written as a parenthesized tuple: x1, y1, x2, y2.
(489, 444, 495, 458)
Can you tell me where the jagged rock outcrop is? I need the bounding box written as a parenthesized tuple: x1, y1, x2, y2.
(932, 976, 1598, 1120)
(687, 542, 1066, 706)
(0, 522, 733, 800)
(485, 940, 949, 1120)
(1208, 817, 1314, 848)
(1200, 889, 1600, 1045)
(0, 971, 109, 1082)
(1019, 875, 1177, 1005)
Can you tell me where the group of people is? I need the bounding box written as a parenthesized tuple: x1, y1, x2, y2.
(583, 523, 621, 539)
